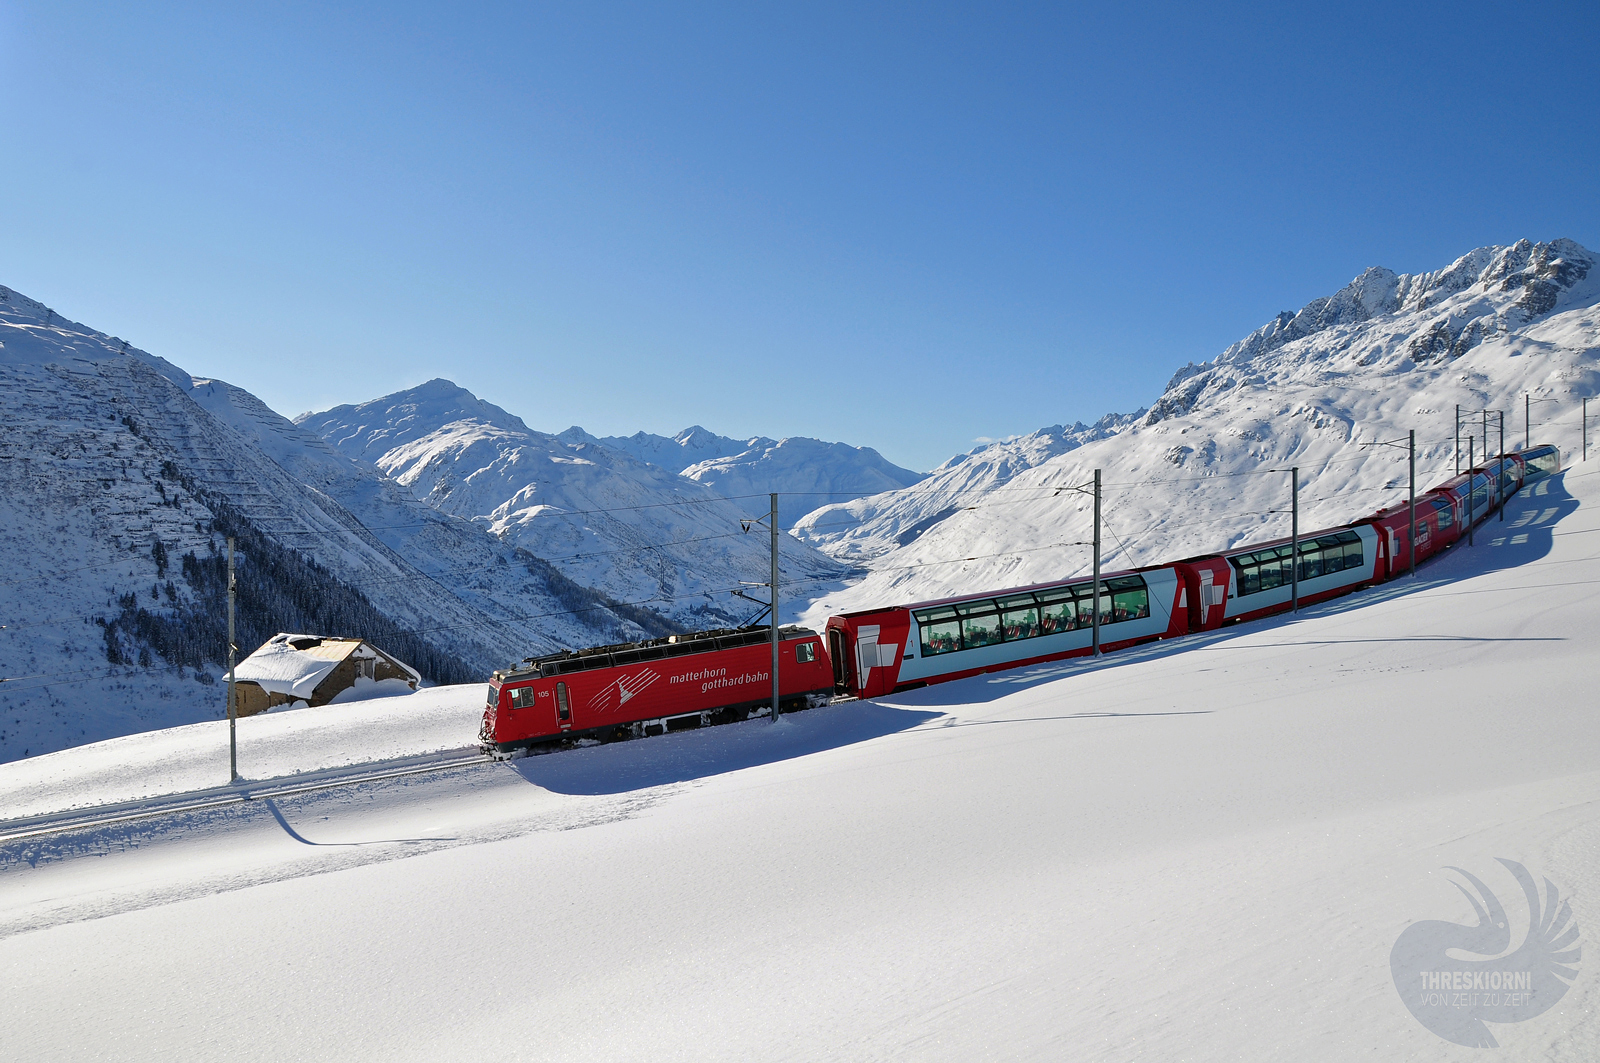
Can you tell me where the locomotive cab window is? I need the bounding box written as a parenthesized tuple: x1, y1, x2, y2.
(795, 642, 816, 663)
(511, 685, 536, 709)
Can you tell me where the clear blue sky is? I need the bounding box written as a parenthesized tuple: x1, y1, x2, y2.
(2, 2, 1597, 472)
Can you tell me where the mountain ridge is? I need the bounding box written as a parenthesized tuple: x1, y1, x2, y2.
(0, 293, 670, 761)
(795, 237, 1599, 626)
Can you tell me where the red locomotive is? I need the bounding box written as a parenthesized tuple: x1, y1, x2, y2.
(481, 625, 834, 755)
(481, 445, 1562, 753)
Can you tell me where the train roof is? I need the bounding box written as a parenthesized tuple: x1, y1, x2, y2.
(494, 624, 817, 682)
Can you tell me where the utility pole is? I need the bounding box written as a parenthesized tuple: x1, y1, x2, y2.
(1408, 431, 1417, 579)
(1468, 437, 1476, 547)
(1498, 411, 1506, 521)
(1455, 405, 1461, 474)
(769, 493, 780, 723)
(1092, 469, 1102, 657)
(1526, 393, 1531, 450)
(1584, 397, 1589, 462)
(226, 538, 239, 783)
(1290, 467, 1300, 613)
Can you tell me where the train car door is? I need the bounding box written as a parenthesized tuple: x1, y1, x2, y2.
(828, 628, 850, 693)
(854, 625, 880, 696)
(555, 681, 573, 731)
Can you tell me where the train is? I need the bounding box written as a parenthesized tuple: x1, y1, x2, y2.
(480, 444, 1561, 755)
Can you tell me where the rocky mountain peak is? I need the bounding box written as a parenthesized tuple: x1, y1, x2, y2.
(295, 378, 533, 465)
(1145, 238, 1596, 426)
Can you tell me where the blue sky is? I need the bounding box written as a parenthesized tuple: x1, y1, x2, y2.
(2, 2, 1597, 471)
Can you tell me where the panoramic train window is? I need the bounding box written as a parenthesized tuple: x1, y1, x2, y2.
(1035, 589, 1077, 634)
(1074, 586, 1106, 628)
(1230, 531, 1364, 595)
(796, 642, 815, 663)
(1107, 576, 1150, 622)
(916, 605, 963, 656)
(913, 576, 1152, 655)
(997, 593, 1040, 640)
(1524, 446, 1560, 477)
(956, 600, 1003, 648)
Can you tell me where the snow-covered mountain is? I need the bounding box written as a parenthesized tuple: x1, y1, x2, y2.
(676, 437, 926, 528)
(298, 382, 853, 629)
(0, 293, 667, 763)
(573, 425, 775, 471)
(797, 238, 1600, 626)
(792, 412, 1141, 563)
(557, 425, 927, 526)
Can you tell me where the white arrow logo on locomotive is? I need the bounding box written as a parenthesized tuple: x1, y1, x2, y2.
(587, 668, 661, 714)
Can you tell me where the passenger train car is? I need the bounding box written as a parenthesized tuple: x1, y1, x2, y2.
(826, 565, 1186, 698)
(823, 445, 1562, 699)
(480, 445, 1562, 754)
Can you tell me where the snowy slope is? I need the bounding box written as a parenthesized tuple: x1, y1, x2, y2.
(797, 238, 1600, 625)
(0, 290, 660, 764)
(2, 461, 1595, 1060)
(299, 381, 852, 627)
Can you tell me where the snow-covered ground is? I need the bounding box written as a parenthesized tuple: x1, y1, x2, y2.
(0, 683, 486, 820)
(2, 461, 1594, 1060)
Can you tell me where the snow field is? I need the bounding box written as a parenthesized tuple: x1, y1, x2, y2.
(0, 465, 1597, 1060)
(0, 684, 487, 819)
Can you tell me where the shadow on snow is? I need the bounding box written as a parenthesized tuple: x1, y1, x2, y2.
(512, 700, 943, 796)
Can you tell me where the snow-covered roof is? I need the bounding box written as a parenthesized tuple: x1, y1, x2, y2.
(231, 634, 419, 699)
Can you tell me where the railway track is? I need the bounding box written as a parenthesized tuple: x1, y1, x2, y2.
(0, 747, 492, 844)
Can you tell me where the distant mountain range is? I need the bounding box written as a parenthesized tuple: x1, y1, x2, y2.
(794, 238, 1599, 627)
(296, 380, 882, 630)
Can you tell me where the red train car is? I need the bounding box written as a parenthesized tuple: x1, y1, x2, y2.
(825, 564, 1188, 697)
(821, 445, 1565, 702)
(1365, 495, 1459, 577)
(481, 625, 834, 753)
(1362, 446, 1559, 576)
(1176, 522, 1383, 629)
